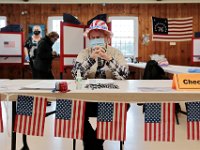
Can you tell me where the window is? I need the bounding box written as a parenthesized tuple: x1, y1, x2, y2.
(109, 16, 138, 58)
(48, 16, 63, 55)
(0, 16, 7, 28)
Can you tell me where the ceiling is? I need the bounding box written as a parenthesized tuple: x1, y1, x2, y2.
(0, 0, 199, 4)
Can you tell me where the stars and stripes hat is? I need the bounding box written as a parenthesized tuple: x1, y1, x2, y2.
(84, 20, 113, 37)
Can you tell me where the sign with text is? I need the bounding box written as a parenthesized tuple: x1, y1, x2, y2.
(172, 74, 200, 91)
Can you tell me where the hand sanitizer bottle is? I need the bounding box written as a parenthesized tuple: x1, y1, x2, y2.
(76, 69, 82, 90)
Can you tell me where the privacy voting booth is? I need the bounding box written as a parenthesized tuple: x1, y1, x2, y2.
(60, 21, 88, 79)
(0, 32, 24, 66)
(192, 38, 200, 64)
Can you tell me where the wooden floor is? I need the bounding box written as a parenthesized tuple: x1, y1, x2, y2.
(0, 102, 200, 150)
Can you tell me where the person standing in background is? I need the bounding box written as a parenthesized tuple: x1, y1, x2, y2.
(24, 25, 42, 78)
(33, 31, 59, 79)
(71, 20, 129, 150)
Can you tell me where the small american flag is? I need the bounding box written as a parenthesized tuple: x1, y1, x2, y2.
(14, 95, 47, 136)
(186, 102, 200, 140)
(144, 103, 175, 142)
(96, 102, 128, 141)
(0, 101, 3, 133)
(54, 99, 86, 139)
(152, 17, 193, 41)
(4, 41, 15, 48)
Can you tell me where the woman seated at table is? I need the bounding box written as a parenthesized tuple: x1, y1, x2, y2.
(71, 20, 129, 150)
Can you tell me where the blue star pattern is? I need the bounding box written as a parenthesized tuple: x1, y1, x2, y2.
(186, 102, 200, 122)
(97, 102, 114, 122)
(56, 99, 72, 120)
(16, 95, 34, 116)
(145, 103, 161, 123)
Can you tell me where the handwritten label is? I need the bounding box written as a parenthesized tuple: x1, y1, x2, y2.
(172, 74, 200, 90)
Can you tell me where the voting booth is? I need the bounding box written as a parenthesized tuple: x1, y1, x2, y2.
(0, 32, 24, 66)
(59, 21, 89, 78)
(192, 38, 200, 64)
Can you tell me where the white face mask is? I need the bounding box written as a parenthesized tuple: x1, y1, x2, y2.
(89, 38, 105, 48)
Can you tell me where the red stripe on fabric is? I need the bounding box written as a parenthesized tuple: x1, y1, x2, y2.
(123, 104, 128, 141)
(118, 103, 122, 141)
(97, 122, 99, 139)
(105, 122, 108, 140)
(54, 119, 57, 137)
(27, 116, 31, 135)
(63, 120, 66, 137)
(197, 122, 199, 140)
(36, 98, 42, 136)
(144, 123, 147, 141)
(158, 123, 161, 141)
(58, 119, 62, 137)
(149, 123, 152, 141)
(19, 115, 23, 133)
(172, 103, 175, 142)
(101, 122, 104, 139)
(41, 98, 47, 136)
(154, 123, 156, 141)
(192, 122, 195, 140)
(167, 103, 170, 142)
(162, 103, 166, 141)
(23, 115, 27, 134)
(187, 122, 190, 139)
(71, 100, 77, 139)
(114, 103, 118, 140)
(14, 115, 19, 132)
(81, 102, 86, 139)
(32, 97, 38, 135)
(76, 101, 81, 139)
(67, 117, 70, 138)
(110, 121, 113, 140)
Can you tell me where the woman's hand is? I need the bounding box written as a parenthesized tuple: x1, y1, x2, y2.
(90, 46, 112, 61)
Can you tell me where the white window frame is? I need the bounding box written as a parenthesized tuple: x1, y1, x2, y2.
(47, 16, 63, 54)
(0, 16, 7, 28)
(108, 16, 139, 57)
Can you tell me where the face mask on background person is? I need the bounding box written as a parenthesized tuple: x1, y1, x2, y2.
(33, 30, 41, 35)
(89, 38, 105, 49)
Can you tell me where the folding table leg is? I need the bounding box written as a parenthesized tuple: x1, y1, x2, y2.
(120, 141, 124, 150)
(73, 139, 76, 150)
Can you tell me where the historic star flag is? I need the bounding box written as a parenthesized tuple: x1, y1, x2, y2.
(152, 16, 193, 41)
(14, 95, 47, 136)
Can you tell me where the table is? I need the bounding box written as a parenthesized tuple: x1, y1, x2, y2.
(1, 79, 200, 150)
(128, 62, 200, 74)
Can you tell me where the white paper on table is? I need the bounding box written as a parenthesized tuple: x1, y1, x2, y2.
(21, 80, 76, 90)
(85, 79, 114, 84)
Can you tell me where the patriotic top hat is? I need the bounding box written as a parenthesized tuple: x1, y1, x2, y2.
(84, 20, 113, 37)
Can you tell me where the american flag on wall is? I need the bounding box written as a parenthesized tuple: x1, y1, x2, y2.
(144, 103, 175, 142)
(54, 99, 86, 139)
(14, 95, 47, 136)
(4, 41, 15, 48)
(152, 17, 193, 41)
(186, 102, 200, 140)
(0, 101, 3, 133)
(96, 102, 128, 141)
